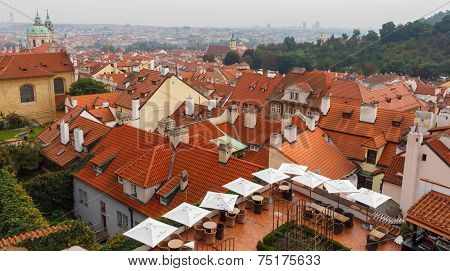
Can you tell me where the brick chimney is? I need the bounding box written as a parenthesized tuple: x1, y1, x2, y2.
(243, 107, 257, 129)
(73, 128, 84, 152)
(218, 143, 232, 164)
(360, 103, 377, 124)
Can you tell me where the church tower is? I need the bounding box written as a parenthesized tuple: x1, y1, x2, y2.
(26, 10, 54, 49)
(230, 33, 237, 51)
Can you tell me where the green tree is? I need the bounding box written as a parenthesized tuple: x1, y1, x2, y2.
(4, 141, 42, 175)
(434, 15, 450, 33)
(69, 78, 109, 96)
(0, 146, 13, 173)
(202, 54, 215, 62)
(283, 37, 297, 51)
(242, 49, 255, 58)
(365, 30, 379, 42)
(24, 171, 73, 221)
(0, 169, 47, 238)
(223, 51, 240, 66)
(100, 234, 143, 251)
(380, 22, 396, 40)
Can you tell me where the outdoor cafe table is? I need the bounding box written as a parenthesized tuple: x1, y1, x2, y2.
(307, 203, 349, 223)
(252, 195, 264, 203)
(369, 228, 387, 240)
(229, 207, 240, 215)
(203, 221, 217, 233)
(168, 239, 184, 250)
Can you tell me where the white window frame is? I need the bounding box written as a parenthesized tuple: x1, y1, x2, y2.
(79, 189, 88, 206)
(131, 184, 138, 198)
(271, 103, 282, 113)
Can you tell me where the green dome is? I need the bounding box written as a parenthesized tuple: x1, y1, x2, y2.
(27, 25, 51, 34)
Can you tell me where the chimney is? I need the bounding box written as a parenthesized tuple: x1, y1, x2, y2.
(439, 135, 450, 149)
(131, 97, 140, 121)
(243, 107, 257, 129)
(400, 128, 423, 215)
(60, 120, 69, 145)
(207, 99, 217, 111)
(218, 143, 232, 164)
(267, 70, 276, 78)
(73, 128, 84, 152)
(185, 96, 195, 116)
(284, 124, 297, 143)
(15, 46, 19, 53)
(270, 132, 282, 150)
(169, 126, 189, 148)
(71, 97, 78, 108)
(228, 104, 239, 124)
(179, 170, 189, 191)
(360, 103, 377, 123)
(161, 66, 169, 76)
(102, 100, 109, 108)
(157, 118, 176, 136)
(281, 113, 292, 135)
(321, 95, 331, 115)
(306, 113, 316, 131)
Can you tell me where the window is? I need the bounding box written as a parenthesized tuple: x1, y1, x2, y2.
(117, 211, 129, 229)
(131, 184, 138, 198)
(100, 201, 106, 213)
(79, 189, 88, 206)
(422, 154, 427, 161)
(290, 92, 299, 100)
(54, 78, 65, 94)
(20, 85, 35, 103)
(288, 107, 295, 115)
(33, 40, 36, 47)
(366, 149, 377, 164)
(357, 175, 373, 190)
(271, 103, 282, 113)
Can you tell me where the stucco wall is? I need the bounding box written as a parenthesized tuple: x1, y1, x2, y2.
(382, 182, 401, 203)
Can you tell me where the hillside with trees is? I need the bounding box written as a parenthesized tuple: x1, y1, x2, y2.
(241, 14, 450, 79)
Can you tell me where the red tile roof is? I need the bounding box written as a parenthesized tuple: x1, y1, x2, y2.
(382, 155, 405, 186)
(406, 191, 449, 239)
(89, 107, 116, 123)
(37, 107, 85, 145)
(361, 132, 387, 149)
(187, 121, 224, 140)
(0, 52, 74, 80)
(278, 127, 357, 179)
(0, 224, 71, 250)
(425, 129, 450, 166)
(70, 92, 122, 110)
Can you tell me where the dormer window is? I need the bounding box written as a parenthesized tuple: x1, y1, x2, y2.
(117, 176, 123, 184)
(366, 149, 377, 164)
(160, 197, 168, 207)
(93, 165, 103, 174)
(342, 108, 354, 119)
(290, 92, 299, 101)
(392, 115, 403, 127)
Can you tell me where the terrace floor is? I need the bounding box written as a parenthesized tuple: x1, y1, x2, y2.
(180, 190, 401, 251)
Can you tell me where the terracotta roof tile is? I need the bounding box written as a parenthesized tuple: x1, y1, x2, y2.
(0, 224, 71, 250)
(382, 155, 405, 186)
(406, 191, 449, 239)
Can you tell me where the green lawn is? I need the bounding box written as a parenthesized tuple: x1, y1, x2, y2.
(0, 126, 45, 141)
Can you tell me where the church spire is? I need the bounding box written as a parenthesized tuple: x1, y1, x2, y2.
(34, 9, 42, 25)
(44, 9, 53, 30)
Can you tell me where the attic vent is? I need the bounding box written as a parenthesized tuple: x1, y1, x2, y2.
(342, 108, 354, 119)
(40, 62, 47, 67)
(19, 66, 28, 72)
(138, 76, 146, 82)
(385, 97, 392, 103)
(392, 115, 404, 127)
(396, 94, 402, 100)
(152, 80, 159, 85)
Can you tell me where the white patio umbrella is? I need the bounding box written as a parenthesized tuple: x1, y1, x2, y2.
(324, 179, 358, 208)
(291, 172, 325, 198)
(162, 202, 210, 228)
(347, 188, 391, 229)
(200, 191, 238, 212)
(278, 163, 308, 176)
(223, 177, 264, 197)
(252, 168, 290, 202)
(308, 171, 331, 182)
(123, 217, 177, 248)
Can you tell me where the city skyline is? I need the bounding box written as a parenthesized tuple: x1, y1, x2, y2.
(1, 0, 449, 29)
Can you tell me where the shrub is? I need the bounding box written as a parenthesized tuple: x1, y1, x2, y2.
(0, 112, 31, 130)
(17, 220, 99, 251)
(4, 141, 42, 174)
(24, 171, 73, 220)
(100, 234, 143, 251)
(0, 169, 47, 238)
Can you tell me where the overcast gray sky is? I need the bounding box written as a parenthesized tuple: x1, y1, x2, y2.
(1, 0, 449, 28)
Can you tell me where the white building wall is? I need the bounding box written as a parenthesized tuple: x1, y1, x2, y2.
(382, 182, 401, 204)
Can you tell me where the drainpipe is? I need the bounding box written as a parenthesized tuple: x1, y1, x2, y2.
(128, 207, 134, 228)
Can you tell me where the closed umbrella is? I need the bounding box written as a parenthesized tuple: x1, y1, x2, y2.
(200, 191, 238, 212)
(324, 179, 358, 208)
(347, 188, 391, 229)
(291, 172, 325, 198)
(278, 163, 308, 176)
(124, 217, 177, 248)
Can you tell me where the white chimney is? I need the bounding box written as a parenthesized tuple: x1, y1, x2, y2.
(169, 127, 189, 148)
(360, 103, 377, 124)
(281, 114, 292, 135)
(228, 104, 239, 124)
(270, 132, 283, 150)
(267, 70, 276, 78)
(157, 118, 176, 136)
(243, 107, 257, 129)
(306, 114, 316, 131)
(218, 143, 232, 164)
(60, 120, 69, 145)
(321, 95, 331, 115)
(149, 60, 155, 70)
(131, 97, 140, 121)
(179, 171, 189, 191)
(102, 100, 109, 108)
(15, 46, 19, 53)
(71, 97, 78, 108)
(257, 69, 263, 75)
(161, 66, 169, 76)
(185, 97, 195, 116)
(74, 128, 84, 152)
(207, 99, 217, 111)
(284, 124, 297, 143)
